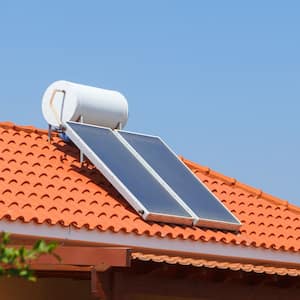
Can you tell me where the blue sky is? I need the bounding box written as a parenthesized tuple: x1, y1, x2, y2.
(0, 1, 299, 205)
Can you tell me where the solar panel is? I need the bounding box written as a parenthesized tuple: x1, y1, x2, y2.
(117, 131, 241, 230)
(65, 122, 194, 225)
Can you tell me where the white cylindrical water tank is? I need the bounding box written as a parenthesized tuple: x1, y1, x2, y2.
(42, 80, 128, 129)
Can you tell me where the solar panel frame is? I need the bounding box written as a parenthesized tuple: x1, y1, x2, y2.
(116, 130, 241, 231)
(64, 121, 195, 226)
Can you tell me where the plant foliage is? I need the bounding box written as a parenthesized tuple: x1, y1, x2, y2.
(0, 232, 58, 281)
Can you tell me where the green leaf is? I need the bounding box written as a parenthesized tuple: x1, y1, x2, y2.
(27, 274, 37, 282)
(2, 232, 10, 245)
(0, 232, 58, 282)
(19, 269, 28, 276)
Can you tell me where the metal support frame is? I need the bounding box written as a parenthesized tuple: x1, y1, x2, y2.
(116, 122, 123, 130)
(48, 124, 52, 143)
(49, 88, 66, 125)
(79, 115, 84, 163)
(47, 88, 66, 144)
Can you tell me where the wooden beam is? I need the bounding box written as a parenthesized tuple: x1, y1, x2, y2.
(91, 268, 107, 299)
(16, 246, 131, 271)
(10, 245, 130, 300)
(31, 264, 93, 272)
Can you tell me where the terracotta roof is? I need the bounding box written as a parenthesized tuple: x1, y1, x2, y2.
(132, 252, 300, 277)
(0, 122, 300, 254)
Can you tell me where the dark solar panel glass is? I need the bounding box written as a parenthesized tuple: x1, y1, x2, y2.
(66, 122, 191, 218)
(119, 131, 239, 224)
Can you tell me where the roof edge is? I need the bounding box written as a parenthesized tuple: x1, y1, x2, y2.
(0, 121, 51, 136)
(132, 252, 300, 277)
(2, 219, 300, 267)
(180, 157, 300, 214)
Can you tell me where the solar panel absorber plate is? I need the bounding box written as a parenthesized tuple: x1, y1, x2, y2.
(65, 122, 193, 225)
(118, 131, 241, 231)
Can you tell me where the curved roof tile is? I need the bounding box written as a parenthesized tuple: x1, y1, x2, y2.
(0, 122, 300, 252)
